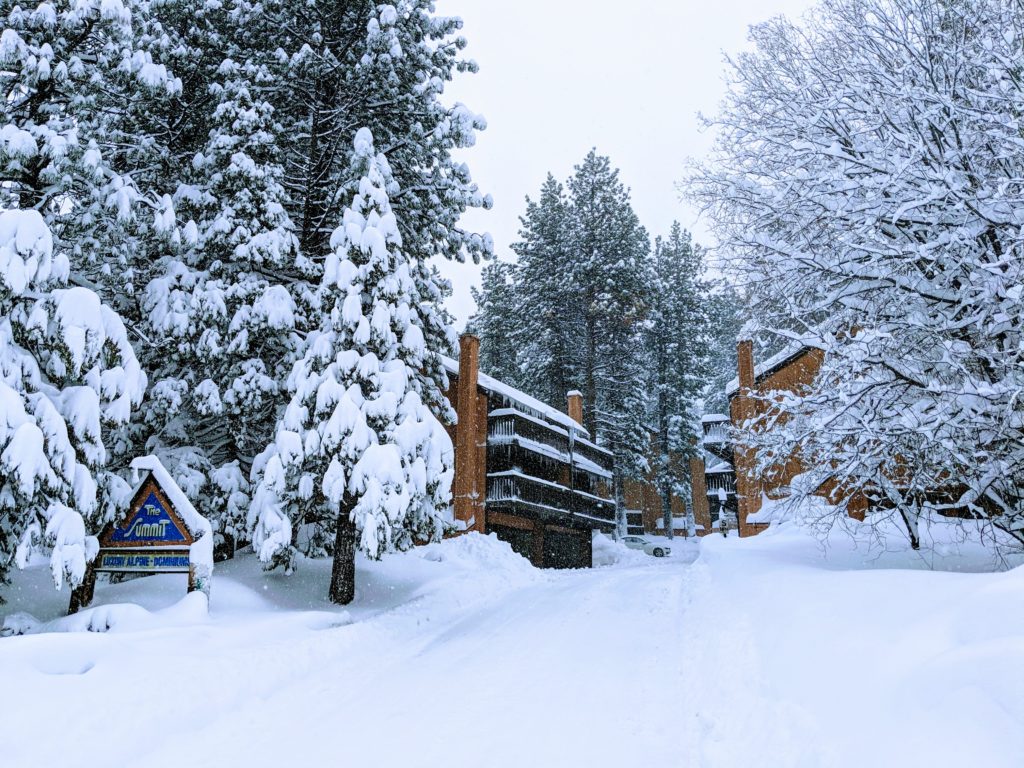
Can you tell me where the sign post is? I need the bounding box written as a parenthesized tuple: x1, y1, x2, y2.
(68, 456, 213, 614)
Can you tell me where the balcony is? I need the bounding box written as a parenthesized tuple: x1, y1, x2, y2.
(488, 408, 614, 481)
(486, 471, 617, 529)
(706, 472, 736, 496)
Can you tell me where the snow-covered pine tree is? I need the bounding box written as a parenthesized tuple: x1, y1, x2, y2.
(701, 284, 744, 414)
(250, 129, 454, 604)
(468, 260, 522, 385)
(508, 174, 581, 406)
(566, 151, 652, 533)
(270, 0, 490, 419)
(0, 210, 145, 598)
(139, 39, 307, 548)
(689, 0, 1024, 549)
(645, 224, 710, 539)
(0, 0, 178, 277)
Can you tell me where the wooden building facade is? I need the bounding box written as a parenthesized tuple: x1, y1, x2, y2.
(718, 339, 867, 537)
(443, 335, 617, 568)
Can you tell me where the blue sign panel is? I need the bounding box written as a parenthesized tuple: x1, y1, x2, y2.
(108, 492, 188, 544)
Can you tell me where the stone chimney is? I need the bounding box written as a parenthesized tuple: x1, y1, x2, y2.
(737, 339, 755, 391)
(567, 390, 583, 426)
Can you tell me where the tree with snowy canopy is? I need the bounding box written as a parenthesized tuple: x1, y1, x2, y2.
(565, 152, 652, 532)
(250, 129, 454, 604)
(87, 0, 488, 546)
(507, 174, 582, 407)
(468, 260, 522, 386)
(0, 0, 178, 273)
(137, 26, 308, 550)
(471, 154, 654, 535)
(0, 210, 146, 600)
(688, 0, 1024, 549)
(645, 224, 713, 538)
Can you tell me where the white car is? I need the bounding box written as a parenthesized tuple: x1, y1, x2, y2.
(621, 535, 670, 558)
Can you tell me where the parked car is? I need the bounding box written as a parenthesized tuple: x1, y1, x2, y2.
(621, 536, 670, 558)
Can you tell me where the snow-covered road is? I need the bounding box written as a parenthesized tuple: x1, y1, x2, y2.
(2, 524, 1022, 768)
(173, 563, 694, 768)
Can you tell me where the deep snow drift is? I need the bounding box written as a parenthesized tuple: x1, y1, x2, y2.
(1, 520, 1021, 768)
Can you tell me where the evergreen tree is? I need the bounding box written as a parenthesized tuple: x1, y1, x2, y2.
(0, 0, 178, 277)
(138, 32, 307, 546)
(566, 151, 652, 532)
(249, 129, 453, 603)
(646, 224, 709, 538)
(0, 210, 145, 598)
(509, 175, 581, 405)
(701, 284, 744, 413)
(469, 260, 521, 383)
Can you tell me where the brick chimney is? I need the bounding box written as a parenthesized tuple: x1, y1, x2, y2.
(567, 390, 583, 426)
(453, 333, 484, 532)
(737, 339, 755, 391)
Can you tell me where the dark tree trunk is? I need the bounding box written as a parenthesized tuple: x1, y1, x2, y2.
(661, 479, 674, 540)
(898, 507, 921, 551)
(329, 504, 358, 605)
(584, 316, 598, 436)
(67, 565, 97, 615)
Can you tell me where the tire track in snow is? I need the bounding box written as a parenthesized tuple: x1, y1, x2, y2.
(675, 559, 835, 768)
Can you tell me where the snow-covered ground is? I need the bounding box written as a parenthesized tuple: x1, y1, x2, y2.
(1, 519, 1021, 768)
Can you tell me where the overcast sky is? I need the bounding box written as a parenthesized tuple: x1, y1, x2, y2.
(433, 0, 815, 328)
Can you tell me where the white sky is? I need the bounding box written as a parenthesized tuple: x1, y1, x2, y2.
(433, 0, 815, 328)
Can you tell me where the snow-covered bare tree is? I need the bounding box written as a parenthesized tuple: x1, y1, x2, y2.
(250, 129, 453, 604)
(689, 0, 1024, 549)
(0, 211, 145, 599)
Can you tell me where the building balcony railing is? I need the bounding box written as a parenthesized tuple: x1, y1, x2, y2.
(487, 409, 614, 481)
(706, 473, 736, 495)
(486, 470, 617, 528)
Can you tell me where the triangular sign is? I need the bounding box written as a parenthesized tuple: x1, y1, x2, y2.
(104, 483, 192, 546)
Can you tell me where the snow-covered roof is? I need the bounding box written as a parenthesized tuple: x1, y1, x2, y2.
(441, 355, 589, 437)
(725, 340, 824, 397)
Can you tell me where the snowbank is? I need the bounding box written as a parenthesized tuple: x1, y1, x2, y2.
(2, 592, 209, 636)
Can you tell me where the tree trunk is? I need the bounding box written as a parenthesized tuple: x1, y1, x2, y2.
(661, 479, 674, 540)
(329, 505, 358, 605)
(584, 317, 598, 436)
(898, 506, 921, 551)
(614, 473, 627, 540)
(67, 564, 97, 615)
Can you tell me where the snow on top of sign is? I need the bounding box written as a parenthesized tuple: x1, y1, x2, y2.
(129, 455, 213, 571)
(441, 355, 589, 437)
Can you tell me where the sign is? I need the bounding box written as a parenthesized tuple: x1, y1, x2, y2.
(95, 550, 191, 573)
(107, 491, 189, 546)
(68, 456, 213, 614)
(97, 480, 194, 578)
